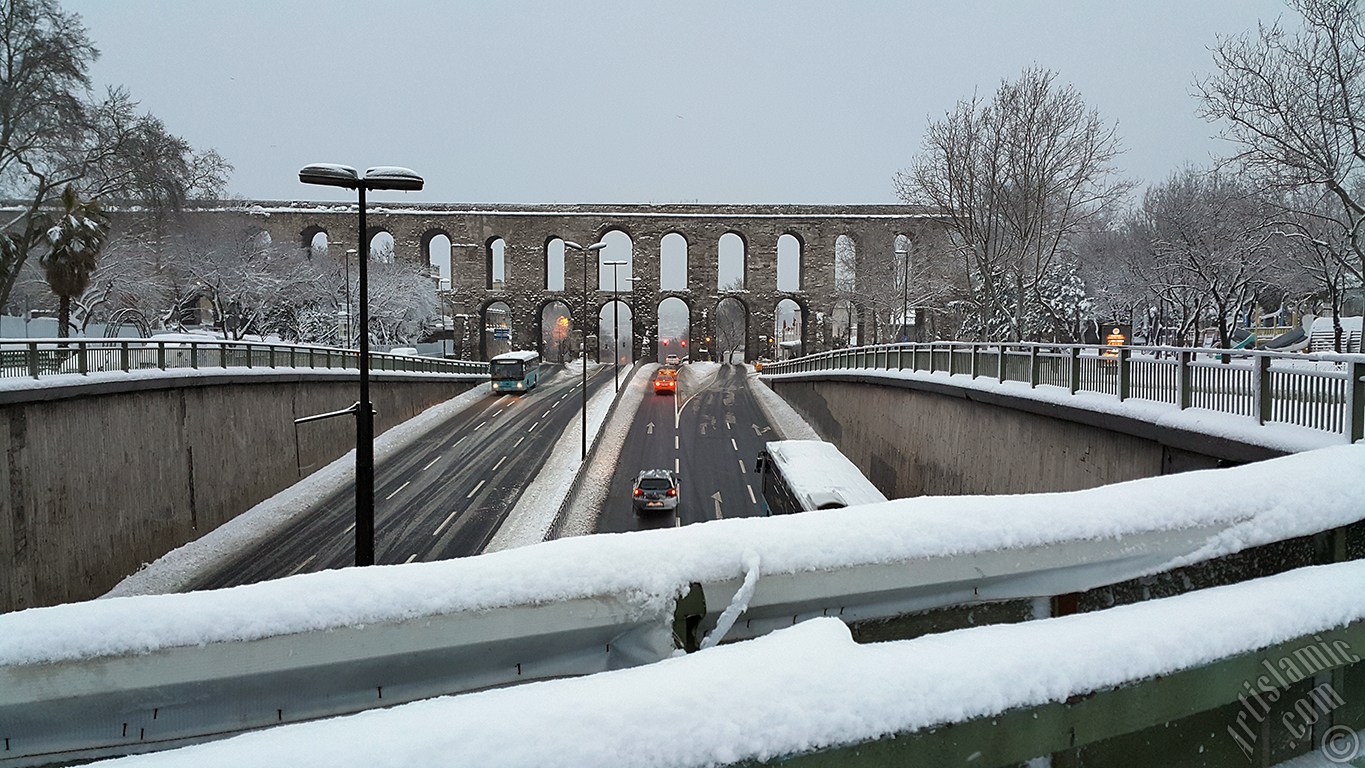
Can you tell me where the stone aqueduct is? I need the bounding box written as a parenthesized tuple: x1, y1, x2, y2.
(215, 202, 941, 361)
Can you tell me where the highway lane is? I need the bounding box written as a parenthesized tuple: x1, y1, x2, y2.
(195, 365, 612, 589)
(598, 364, 774, 533)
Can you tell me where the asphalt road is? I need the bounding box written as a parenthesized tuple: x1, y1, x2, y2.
(597, 364, 775, 533)
(194, 364, 612, 589)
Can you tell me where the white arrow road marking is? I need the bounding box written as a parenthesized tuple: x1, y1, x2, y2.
(711, 491, 723, 519)
(646, 422, 655, 434)
(751, 424, 771, 436)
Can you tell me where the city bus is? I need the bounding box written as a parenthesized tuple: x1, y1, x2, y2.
(488, 350, 541, 393)
(755, 440, 888, 515)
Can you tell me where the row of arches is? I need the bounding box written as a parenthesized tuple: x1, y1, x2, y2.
(303, 224, 907, 302)
(481, 296, 811, 364)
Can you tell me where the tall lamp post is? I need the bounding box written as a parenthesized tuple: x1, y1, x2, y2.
(564, 239, 608, 459)
(602, 260, 630, 390)
(896, 246, 909, 343)
(299, 163, 423, 567)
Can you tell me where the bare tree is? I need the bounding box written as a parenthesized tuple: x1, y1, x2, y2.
(835, 231, 961, 343)
(1199, 0, 1365, 290)
(1142, 169, 1278, 349)
(0, 0, 230, 310)
(1272, 188, 1359, 349)
(896, 66, 1130, 341)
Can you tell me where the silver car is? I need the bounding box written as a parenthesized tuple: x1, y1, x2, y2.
(632, 469, 680, 514)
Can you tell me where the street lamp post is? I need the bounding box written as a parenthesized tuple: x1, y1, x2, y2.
(564, 239, 608, 460)
(344, 248, 356, 346)
(896, 246, 909, 343)
(299, 163, 423, 568)
(602, 260, 629, 391)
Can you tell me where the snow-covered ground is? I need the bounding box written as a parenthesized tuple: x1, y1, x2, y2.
(82, 559, 1365, 768)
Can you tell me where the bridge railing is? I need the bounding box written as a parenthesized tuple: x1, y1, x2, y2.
(763, 341, 1365, 442)
(0, 338, 488, 380)
(2, 446, 1361, 766)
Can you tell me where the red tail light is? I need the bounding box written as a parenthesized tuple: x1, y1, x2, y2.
(633, 488, 643, 497)
(666, 488, 677, 497)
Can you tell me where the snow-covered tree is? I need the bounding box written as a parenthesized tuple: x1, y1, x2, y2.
(0, 0, 230, 311)
(40, 186, 108, 337)
(896, 66, 1130, 342)
(1199, 0, 1365, 292)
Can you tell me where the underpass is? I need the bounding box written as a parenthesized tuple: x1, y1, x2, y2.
(195, 365, 612, 588)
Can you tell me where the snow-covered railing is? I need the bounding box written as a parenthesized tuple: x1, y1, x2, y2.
(0, 337, 487, 380)
(1, 447, 1361, 766)
(763, 341, 1365, 442)
(67, 563, 1365, 768)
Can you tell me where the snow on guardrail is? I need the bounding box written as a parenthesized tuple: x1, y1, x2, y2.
(0, 445, 1362, 765)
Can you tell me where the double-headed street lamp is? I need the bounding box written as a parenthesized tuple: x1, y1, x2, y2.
(299, 163, 423, 568)
(564, 239, 608, 460)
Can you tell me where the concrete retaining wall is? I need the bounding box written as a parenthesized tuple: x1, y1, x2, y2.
(0, 374, 479, 613)
(769, 376, 1284, 498)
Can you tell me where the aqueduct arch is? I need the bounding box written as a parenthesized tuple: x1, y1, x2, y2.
(232, 202, 941, 361)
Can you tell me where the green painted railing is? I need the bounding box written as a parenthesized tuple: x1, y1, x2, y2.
(0, 338, 488, 380)
(763, 341, 1365, 443)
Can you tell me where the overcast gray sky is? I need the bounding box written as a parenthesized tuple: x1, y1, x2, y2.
(64, 1, 1292, 206)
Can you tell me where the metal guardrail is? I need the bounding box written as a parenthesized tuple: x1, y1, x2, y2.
(762, 341, 1365, 442)
(4, 455, 1362, 765)
(0, 338, 488, 379)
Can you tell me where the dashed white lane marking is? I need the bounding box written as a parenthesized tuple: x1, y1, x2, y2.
(747, 485, 757, 504)
(345, 522, 355, 534)
(675, 435, 679, 449)
(675, 457, 680, 473)
(385, 480, 411, 500)
(287, 553, 317, 576)
(738, 459, 747, 474)
(421, 456, 440, 471)
(528, 421, 540, 432)
(434, 508, 459, 536)
(542, 409, 552, 418)
(514, 436, 526, 448)
(730, 438, 738, 451)
(404, 553, 418, 564)
(467, 479, 486, 499)
(474, 421, 486, 431)
(492, 456, 507, 471)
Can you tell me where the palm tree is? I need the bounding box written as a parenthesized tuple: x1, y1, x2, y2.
(40, 186, 109, 338)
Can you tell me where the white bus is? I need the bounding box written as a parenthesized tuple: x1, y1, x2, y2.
(488, 350, 541, 393)
(755, 439, 888, 515)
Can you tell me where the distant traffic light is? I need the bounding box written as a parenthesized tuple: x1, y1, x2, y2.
(680, 340, 687, 347)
